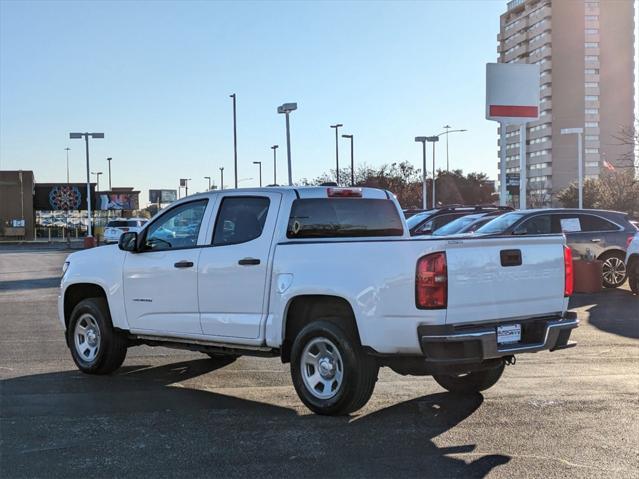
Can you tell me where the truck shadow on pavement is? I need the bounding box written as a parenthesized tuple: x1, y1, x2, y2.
(570, 289, 639, 339)
(1, 358, 509, 478)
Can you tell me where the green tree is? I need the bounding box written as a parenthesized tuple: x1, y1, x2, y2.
(556, 179, 599, 209)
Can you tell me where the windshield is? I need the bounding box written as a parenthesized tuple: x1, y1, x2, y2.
(432, 215, 482, 236)
(405, 210, 435, 230)
(475, 212, 527, 235)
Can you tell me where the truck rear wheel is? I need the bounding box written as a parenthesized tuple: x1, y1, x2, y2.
(67, 298, 128, 375)
(433, 361, 505, 394)
(290, 320, 378, 416)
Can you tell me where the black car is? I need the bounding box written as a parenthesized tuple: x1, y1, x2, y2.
(475, 208, 638, 288)
(429, 211, 510, 237)
(405, 205, 513, 236)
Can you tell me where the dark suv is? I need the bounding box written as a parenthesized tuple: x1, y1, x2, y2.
(405, 205, 513, 236)
(476, 208, 638, 288)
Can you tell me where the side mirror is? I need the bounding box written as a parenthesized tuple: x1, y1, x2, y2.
(119, 231, 138, 252)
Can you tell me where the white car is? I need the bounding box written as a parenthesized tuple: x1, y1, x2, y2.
(59, 187, 578, 415)
(102, 218, 147, 244)
(625, 233, 639, 294)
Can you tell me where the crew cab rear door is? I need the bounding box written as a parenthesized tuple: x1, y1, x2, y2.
(444, 235, 567, 324)
(197, 192, 282, 340)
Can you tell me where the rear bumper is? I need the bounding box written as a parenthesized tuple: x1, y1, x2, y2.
(418, 312, 578, 365)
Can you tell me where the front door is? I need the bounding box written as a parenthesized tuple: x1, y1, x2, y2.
(123, 199, 210, 335)
(198, 193, 281, 340)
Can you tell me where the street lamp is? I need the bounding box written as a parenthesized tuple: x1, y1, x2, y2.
(204, 176, 212, 191)
(271, 145, 279, 185)
(253, 161, 262, 187)
(230, 93, 238, 189)
(561, 127, 584, 209)
(440, 126, 467, 171)
(91, 171, 103, 192)
(277, 102, 297, 186)
(342, 134, 354, 186)
(106, 157, 112, 190)
(64, 147, 71, 184)
(415, 137, 429, 209)
(69, 132, 104, 239)
(426, 136, 440, 207)
(220, 167, 224, 191)
(330, 124, 343, 184)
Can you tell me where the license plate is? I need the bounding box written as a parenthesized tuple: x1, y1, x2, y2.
(497, 324, 521, 345)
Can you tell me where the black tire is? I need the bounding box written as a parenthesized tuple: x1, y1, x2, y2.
(433, 361, 505, 394)
(629, 260, 639, 295)
(290, 320, 378, 416)
(67, 298, 128, 375)
(600, 252, 627, 289)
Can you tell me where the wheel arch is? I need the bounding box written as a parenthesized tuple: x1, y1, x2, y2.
(63, 283, 108, 329)
(280, 294, 361, 363)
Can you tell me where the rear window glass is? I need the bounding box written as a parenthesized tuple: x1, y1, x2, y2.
(126, 220, 141, 227)
(287, 199, 404, 238)
(107, 221, 129, 228)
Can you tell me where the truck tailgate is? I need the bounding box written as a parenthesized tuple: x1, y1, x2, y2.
(444, 235, 567, 324)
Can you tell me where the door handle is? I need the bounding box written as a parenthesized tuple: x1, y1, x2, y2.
(238, 258, 260, 266)
(174, 260, 194, 268)
(591, 238, 601, 243)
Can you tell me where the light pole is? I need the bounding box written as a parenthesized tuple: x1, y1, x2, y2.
(91, 171, 103, 192)
(561, 127, 584, 209)
(271, 145, 279, 185)
(183, 178, 192, 196)
(70, 132, 104, 238)
(253, 161, 262, 187)
(64, 147, 71, 184)
(230, 93, 238, 189)
(204, 176, 211, 191)
(426, 136, 440, 207)
(440, 126, 467, 171)
(330, 124, 343, 184)
(220, 167, 224, 191)
(277, 102, 297, 186)
(106, 157, 112, 190)
(342, 134, 354, 186)
(415, 137, 429, 209)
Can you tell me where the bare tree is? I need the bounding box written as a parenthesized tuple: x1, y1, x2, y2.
(613, 123, 638, 171)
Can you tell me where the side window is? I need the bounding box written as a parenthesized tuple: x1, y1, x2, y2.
(143, 200, 208, 251)
(517, 215, 552, 235)
(579, 214, 619, 232)
(212, 197, 270, 246)
(433, 213, 465, 231)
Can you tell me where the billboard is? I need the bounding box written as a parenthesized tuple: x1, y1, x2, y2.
(34, 183, 95, 210)
(96, 192, 139, 210)
(149, 189, 177, 204)
(486, 63, 540, 125)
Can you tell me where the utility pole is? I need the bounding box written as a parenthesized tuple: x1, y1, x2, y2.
(230, 93, 238, 188)
(277, 103, 297, 186)
(342, 134, 354, 186)
(271, 145, 279, 185)
(253, 162, 262, 187)
(65, 147, 71, 184)
(220, 167, 224, 191)
(330, 124, 343, 184)
(106, 157, 112, 190)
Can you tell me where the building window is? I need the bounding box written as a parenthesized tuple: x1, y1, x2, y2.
(585, 15, 599, 21)
(585, 28, 599, 35)
(585, 82, 598, 88)
(585, 108, 599, 115)
(585, 68, 599, 75)
(585, 135, 598, 141)
(584, 42, 599, 48)
(585, 95, 599, 101)
(585, 148, 599, 154)
(585, 161, 599, 168)
(584, 55, 598, 62)
(585, 122, 599, 128)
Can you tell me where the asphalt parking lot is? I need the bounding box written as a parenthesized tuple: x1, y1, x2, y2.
(1, 245, 637, 478)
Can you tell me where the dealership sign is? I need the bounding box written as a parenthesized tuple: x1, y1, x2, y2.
(486, 63, 540, 125)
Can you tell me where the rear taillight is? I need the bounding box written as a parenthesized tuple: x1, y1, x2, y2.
(627, 235, 634, 249)
(564, 246, 574, 297)
(121, 228, 129, 232)
(327, 187, 362, 198)
(416, 252, 447, 309)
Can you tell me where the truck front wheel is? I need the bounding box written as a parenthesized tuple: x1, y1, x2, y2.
(67, 298, 128, 375)
(433, 361, 505, 394)
(290, 320, 378, 416)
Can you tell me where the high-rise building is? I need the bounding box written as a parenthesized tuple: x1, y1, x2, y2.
(497, 0, 635, 206)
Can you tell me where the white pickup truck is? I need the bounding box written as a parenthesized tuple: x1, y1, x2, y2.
(59, 186, 578, 415)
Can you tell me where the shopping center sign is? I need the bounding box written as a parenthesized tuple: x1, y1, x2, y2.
(486, 63, 540, 124)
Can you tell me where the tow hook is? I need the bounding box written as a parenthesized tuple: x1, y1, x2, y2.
(504, 355, 516, 366)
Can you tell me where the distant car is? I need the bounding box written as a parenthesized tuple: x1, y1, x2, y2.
(476, 208, 637, 288)
(405, 205, 513, 236)
(103, 218, 147, 244)
(625, 233, 639, 294)
(429, 211, 510, 237)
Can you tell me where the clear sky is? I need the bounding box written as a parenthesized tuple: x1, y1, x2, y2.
(1, 0, 508, 202)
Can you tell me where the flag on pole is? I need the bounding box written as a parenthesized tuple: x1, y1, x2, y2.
(603, 160, 615, 171)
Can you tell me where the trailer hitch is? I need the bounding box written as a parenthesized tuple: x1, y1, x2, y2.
(504, 355, 516, 366)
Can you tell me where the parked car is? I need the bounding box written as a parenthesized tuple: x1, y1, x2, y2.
(476, 208, 637, 288)
(429, 211, 511, 237)
(59, 187, 577, 415)
(406, 205, 513, 236)
(103, 218, 147, 244)
(625, 233, 639, 294)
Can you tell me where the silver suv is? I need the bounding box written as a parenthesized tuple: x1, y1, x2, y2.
(476, 209, 638, 288)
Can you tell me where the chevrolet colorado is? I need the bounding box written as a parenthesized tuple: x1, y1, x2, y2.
(59, 186, 577, 415)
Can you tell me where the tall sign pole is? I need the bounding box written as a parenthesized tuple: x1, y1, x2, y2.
(486, 63, 540, 209)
